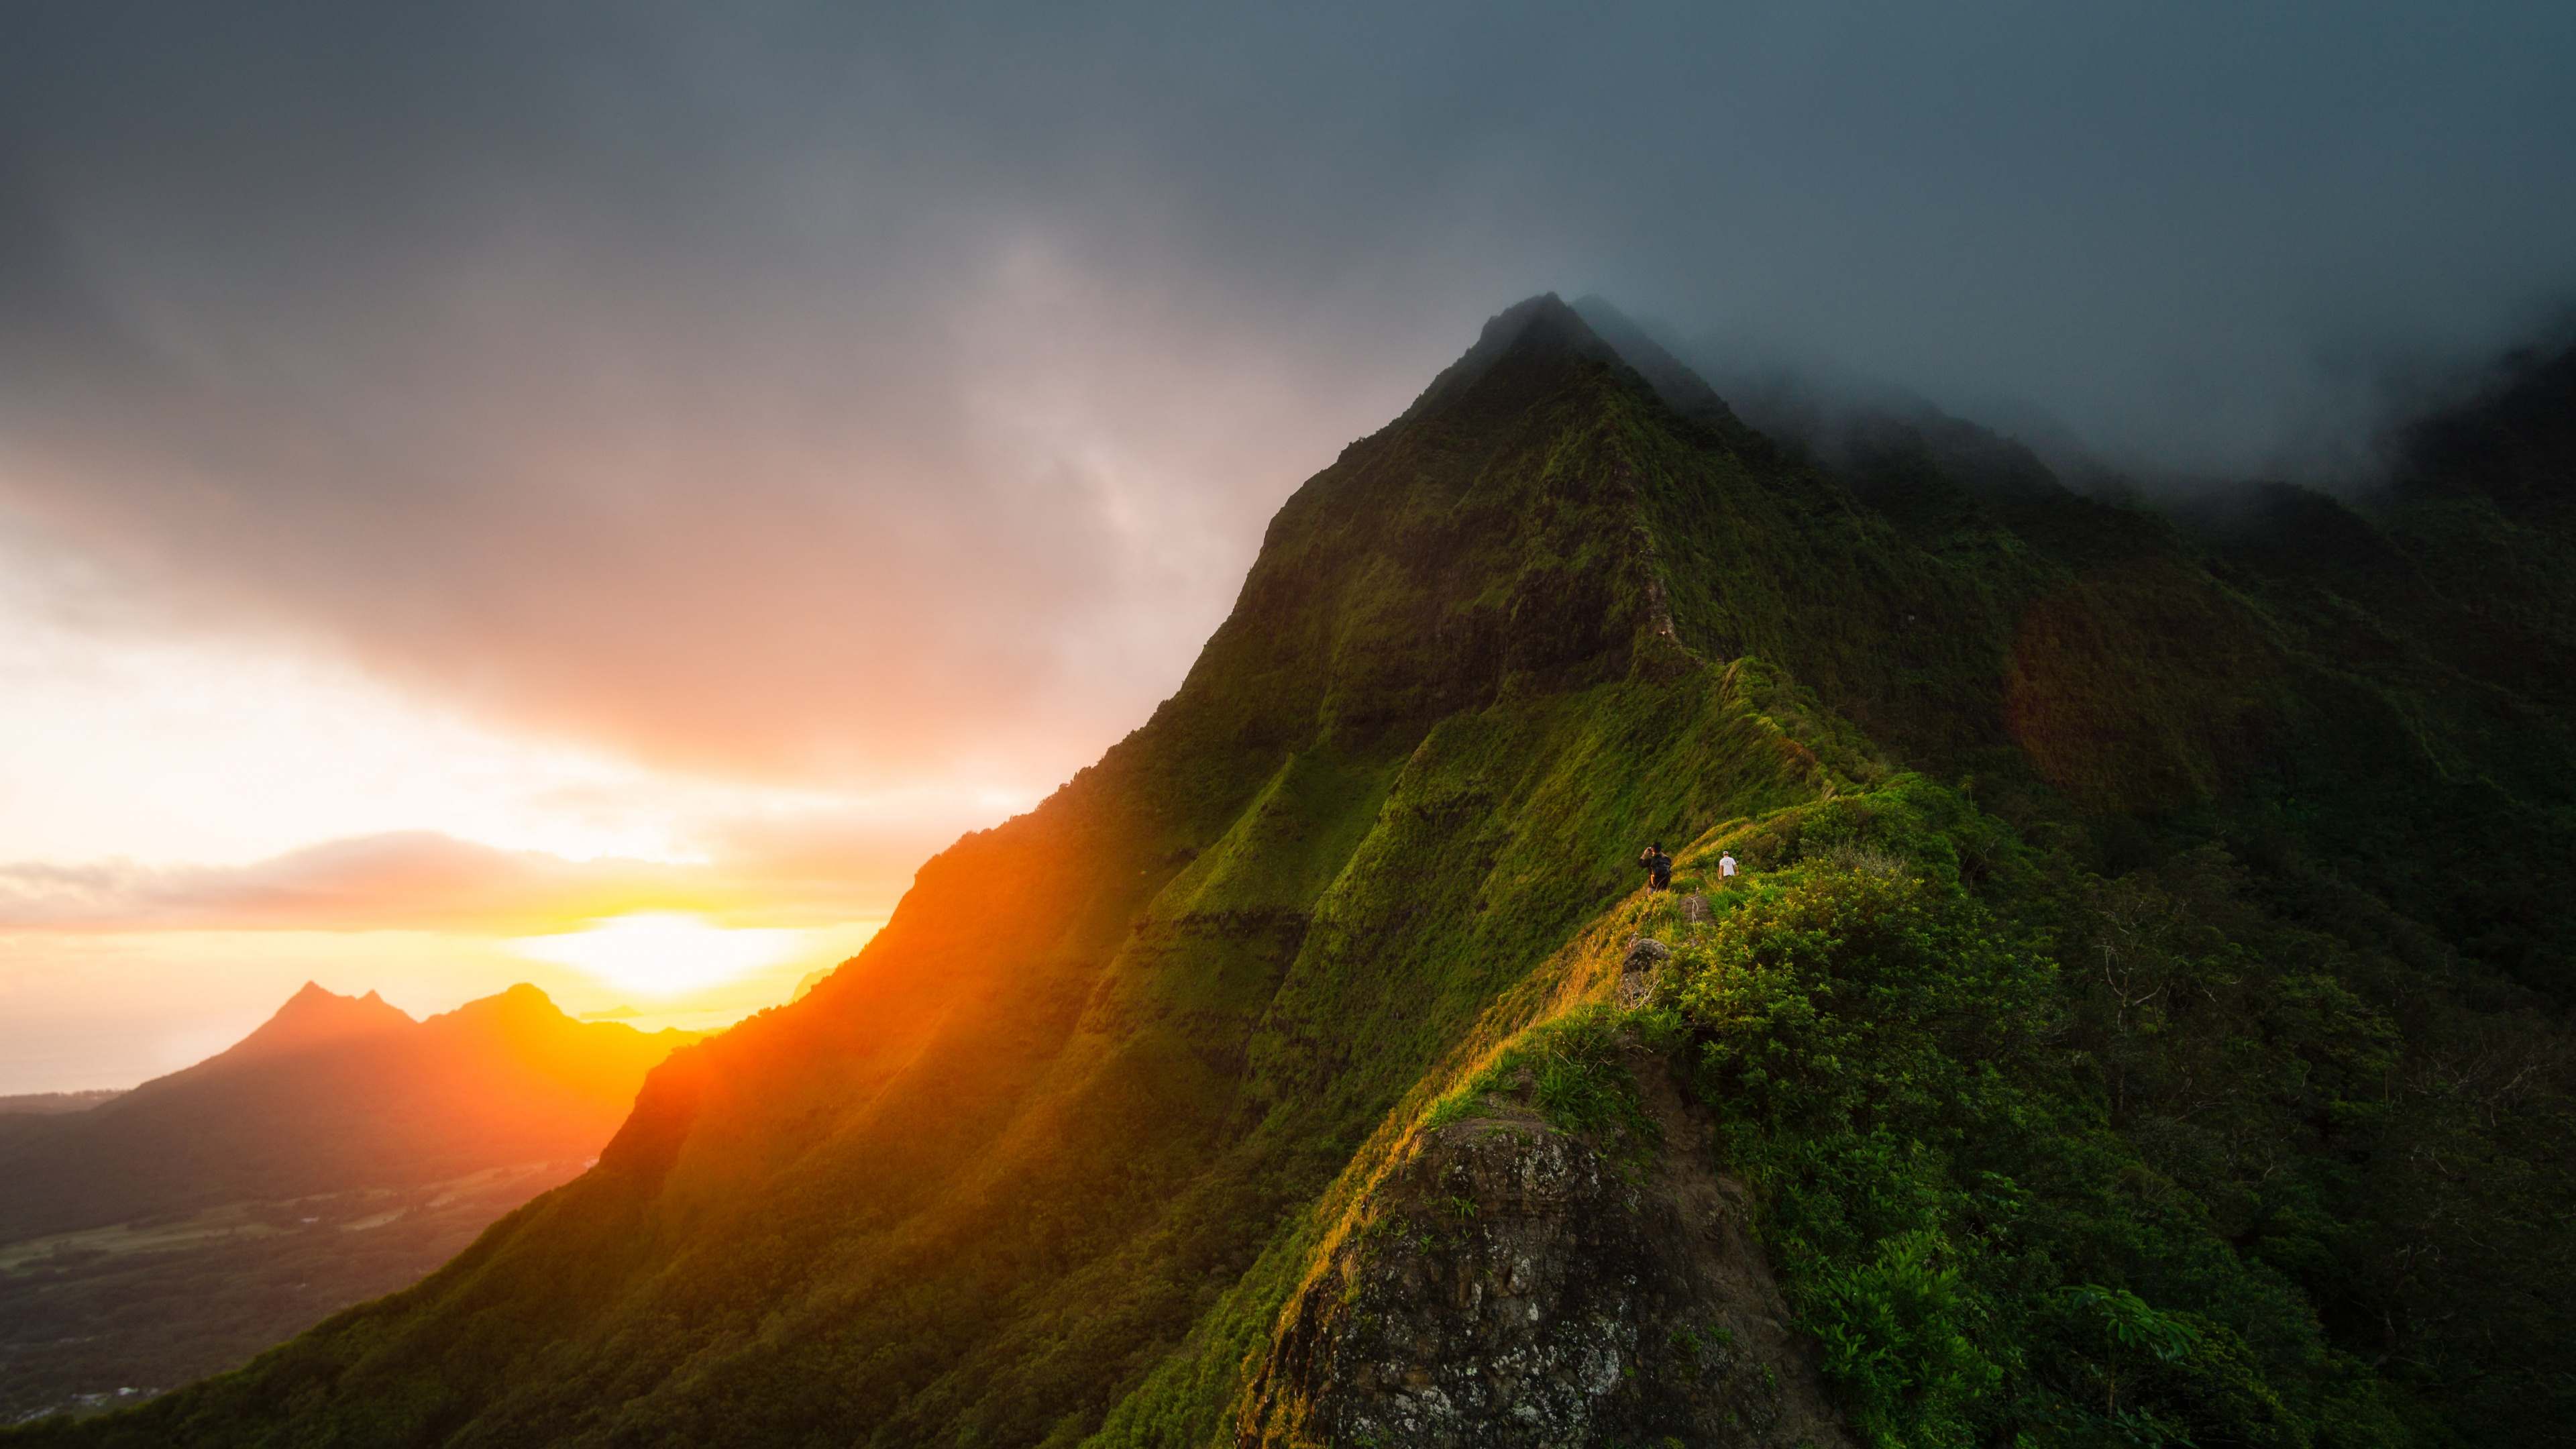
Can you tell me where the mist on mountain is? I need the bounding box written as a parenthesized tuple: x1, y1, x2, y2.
(1599, 292, 2576, 510)
(0, 1, 2568, 805)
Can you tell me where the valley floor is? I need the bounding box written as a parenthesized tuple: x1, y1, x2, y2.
(0, 1161, 586, 1427)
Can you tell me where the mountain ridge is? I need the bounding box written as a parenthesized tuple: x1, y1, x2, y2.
(23, 297, 2576, 1447)
(0, 982, 698, 1244)
(203, 983, 414, 1066)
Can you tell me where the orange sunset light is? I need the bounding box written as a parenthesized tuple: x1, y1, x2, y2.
(509, 913, 811, 998)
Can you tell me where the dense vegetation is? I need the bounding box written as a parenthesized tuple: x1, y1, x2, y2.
(17, 298, 2570, 1447)
(1632, 776, 2573, 1445)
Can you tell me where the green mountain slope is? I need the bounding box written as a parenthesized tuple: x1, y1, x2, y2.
(1656, 309, 2575, 995)
(24, 298, 2574, 1448)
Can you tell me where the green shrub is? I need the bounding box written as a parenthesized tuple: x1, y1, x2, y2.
(1423, 1004, 1659, 1150)
(1656, 794, 2429, 1448)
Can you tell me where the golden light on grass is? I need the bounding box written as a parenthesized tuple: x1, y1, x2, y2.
(508, 913, 806, 998)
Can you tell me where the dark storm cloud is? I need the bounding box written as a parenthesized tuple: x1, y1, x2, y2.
(0, 1, 2569, 781)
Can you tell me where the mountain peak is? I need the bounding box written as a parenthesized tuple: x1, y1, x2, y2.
(225, 982, 415, 1064)
(1390, 292, 1633, 429)
(1479, 291, 1589, 345)
(1568, 294, 1748, 429)
(443, 982, 568, 1027)
(0, 974, 700, 1245)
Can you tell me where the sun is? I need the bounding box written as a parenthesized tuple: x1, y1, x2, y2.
(508, 913, 804, 998)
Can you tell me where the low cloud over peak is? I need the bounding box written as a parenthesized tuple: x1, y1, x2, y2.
(0, 0, 2568, 792)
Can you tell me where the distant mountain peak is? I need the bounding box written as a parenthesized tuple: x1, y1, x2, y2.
(0, 973, 700, 1244)
(504, 981, 559, 1010)
(440, 982, 571, 1031)
(226, 982, 415, 1063)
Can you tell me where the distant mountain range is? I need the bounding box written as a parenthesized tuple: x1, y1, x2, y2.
(20, 300, 2574, 1447)
(0, 1092, 123, 1118)
(0, 983, 697, 1245)
(0, 982, 698, 1426)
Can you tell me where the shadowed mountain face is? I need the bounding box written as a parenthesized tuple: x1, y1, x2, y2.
(30, 299, 2575, 1447)
(0, 983, 698, 1244)
(1613, 298, 2576, 990)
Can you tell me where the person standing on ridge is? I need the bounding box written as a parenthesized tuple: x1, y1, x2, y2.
(1638, 843, 1673, 892)
(1718, 851, 1738, 887)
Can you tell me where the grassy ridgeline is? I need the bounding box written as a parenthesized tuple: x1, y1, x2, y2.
(1115, 775, 2575, 1446)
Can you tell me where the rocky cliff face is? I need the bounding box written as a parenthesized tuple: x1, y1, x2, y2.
(1244, 1055, 1849, 1449)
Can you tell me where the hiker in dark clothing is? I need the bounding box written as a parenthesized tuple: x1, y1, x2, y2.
(1638, 843, 1673, 892)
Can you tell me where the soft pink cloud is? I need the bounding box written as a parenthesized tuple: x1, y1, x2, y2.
(0, 227, 1461, 790)
(0, 830, 910, 933)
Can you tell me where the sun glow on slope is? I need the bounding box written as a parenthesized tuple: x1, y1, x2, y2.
(508, 914, 806, 998)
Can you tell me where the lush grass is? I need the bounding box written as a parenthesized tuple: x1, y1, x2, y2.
(1419, 1002, 1659, 1148)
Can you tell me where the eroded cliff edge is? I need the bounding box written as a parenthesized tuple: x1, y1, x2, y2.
(1242, 1049, 1851, 1449)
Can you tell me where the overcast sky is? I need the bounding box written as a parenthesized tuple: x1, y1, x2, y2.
(2, 0, 2571, 1086)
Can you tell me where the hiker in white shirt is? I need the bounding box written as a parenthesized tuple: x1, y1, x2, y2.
(1718, 852, 1738, 885)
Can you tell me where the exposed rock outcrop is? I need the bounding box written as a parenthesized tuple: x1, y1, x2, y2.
(1241, 1059, 1850, 1448)
(1619, 936, 1672, 1008)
